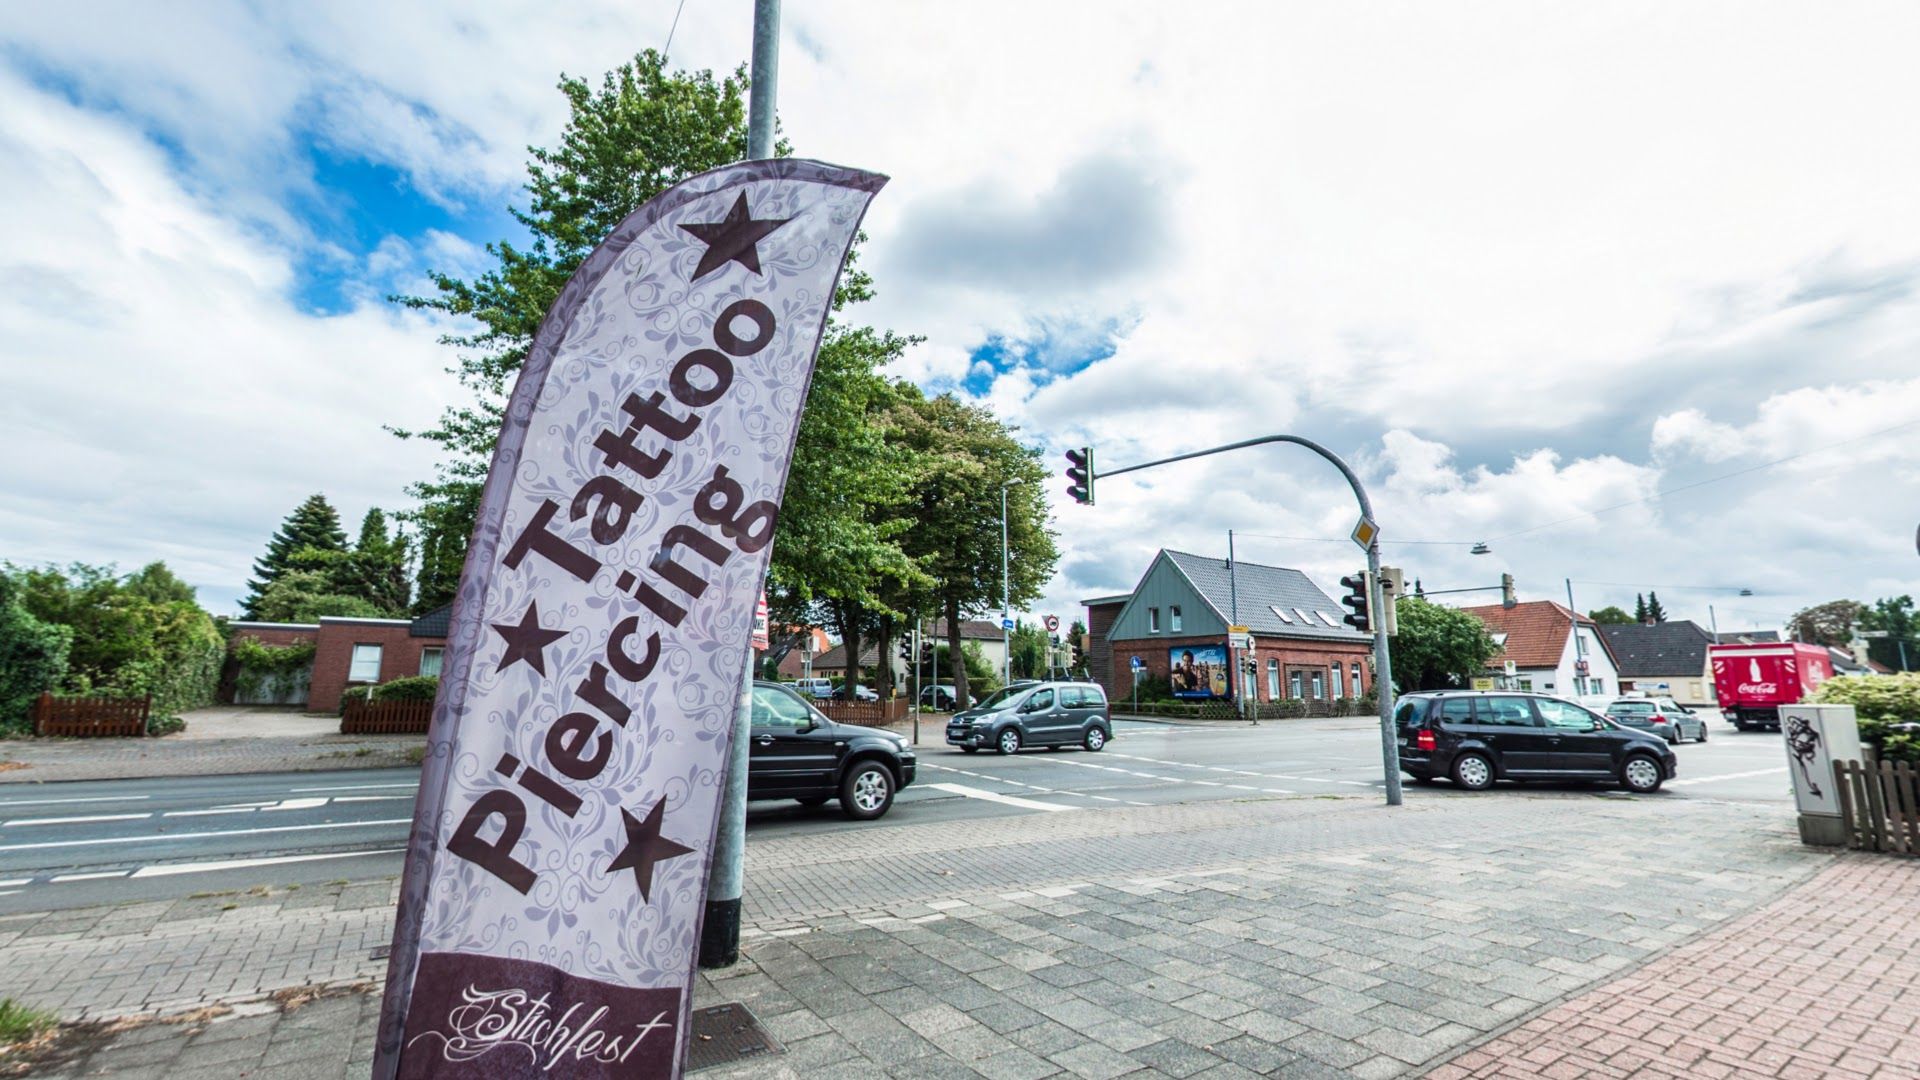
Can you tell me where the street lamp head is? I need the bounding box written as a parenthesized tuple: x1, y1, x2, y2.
(1470, 542, 1491, 555)
(1739, 588, 1754, 596)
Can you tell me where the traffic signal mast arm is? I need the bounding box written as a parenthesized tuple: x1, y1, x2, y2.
(1057, 432, 1404, 808)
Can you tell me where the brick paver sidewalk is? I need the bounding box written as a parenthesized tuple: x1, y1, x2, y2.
(1428, 854, 1920, 1080)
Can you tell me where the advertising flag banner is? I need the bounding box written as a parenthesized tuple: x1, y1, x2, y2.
(373, 159, 884, 1079)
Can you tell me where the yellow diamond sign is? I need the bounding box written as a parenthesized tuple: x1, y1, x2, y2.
(1350, 517, 1379, 552)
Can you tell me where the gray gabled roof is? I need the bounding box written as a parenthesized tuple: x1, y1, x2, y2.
(1162, 550, 1368, 642)
(411, 604, 452, 639)
(1599, 620, 1712, 677)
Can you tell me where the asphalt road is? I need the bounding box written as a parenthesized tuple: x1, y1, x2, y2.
(0, 711, 1796, 914)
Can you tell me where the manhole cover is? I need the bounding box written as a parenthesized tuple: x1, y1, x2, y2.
(687, 1002, 782, 1072)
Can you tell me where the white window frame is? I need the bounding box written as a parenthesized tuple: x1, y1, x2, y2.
(1266, 659, 1279, 700)
(1351, 663, 1363, 697)
(1148, 607, 1160, 633)
(348, 644, 383, 683)
(1169, 605, 1182, 632)
(419, 647, 444, 678)
(1331, 664, 1344, 699)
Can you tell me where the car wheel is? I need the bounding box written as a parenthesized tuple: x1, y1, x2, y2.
(797, 795, 829, 808)
(1084, 726, 1108, 752)
(997, 728, 1022, 755)
(1697, 725, 1709, 744)
(1451, 753, 1494, 791)
(1621, 754, 1664, 793)
(1666, 730, 1680, 746)
(840, 761, 895, 820)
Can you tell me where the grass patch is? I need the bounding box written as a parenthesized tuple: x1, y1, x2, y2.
(0, 998, 58, 1047)
(403, 746, 427, 766)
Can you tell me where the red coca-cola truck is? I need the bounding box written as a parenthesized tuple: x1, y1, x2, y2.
(1709, 641, 1835, 731)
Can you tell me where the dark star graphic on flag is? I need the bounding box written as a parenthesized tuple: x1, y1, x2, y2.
(678, 192, 791, 281)
(607, 799, 695, 903)
(490, 601, 568, 676)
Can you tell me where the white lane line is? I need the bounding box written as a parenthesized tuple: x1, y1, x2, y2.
(0, 818, 413, 853)
(3, 812, 153, 827)
(0, 795, 149, 808)
(164, 808, 263, 818)
(288, 783, 417, 793)
(332, 795, 411, 803)
(0, 878, 29, 888)
(130, 847, 405, 879)
(50, 870, 130, 883)
(1669, 767, 1788, 787)
(923, 783, 1075, 813)
(161, 797, 339, 819)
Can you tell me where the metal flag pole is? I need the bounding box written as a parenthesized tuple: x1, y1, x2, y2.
(701, 0, 779, 971)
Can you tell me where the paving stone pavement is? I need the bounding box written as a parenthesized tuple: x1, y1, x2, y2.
(2, 790, 1885, 1078)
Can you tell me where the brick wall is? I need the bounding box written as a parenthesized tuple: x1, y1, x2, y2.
(220, 623, 318, 704)
(308, 619, 443, 714)
(1086, 600, 1126, 701)
(1108, 633, 1372, 703)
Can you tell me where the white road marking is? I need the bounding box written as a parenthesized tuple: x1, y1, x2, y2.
(0, 878, 30, 888)
(0, 795, 148, 808)
(288, 783, 417, 793)
(921, 763, 1149, 806)
(50, 870, 130, 883)
(130, 847, 405, 879)
(1669, 767, 1788, 787)
(3, 812, 152, 827)
(923, 783, 1075, 812)
(1105, 750, 1366, 787)
(332, 795, 411, 804)
(164, 808, 265, 818)
(0, 818, 412, 853)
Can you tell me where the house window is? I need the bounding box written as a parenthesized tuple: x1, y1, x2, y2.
(419, 648, 444, 678)
(1169, 606, 1182, 632)
(1351, 663, 1363, 697)
(1311, 670, 1325, 699)
(1331, 664, 1344, 699)
(1266, 659, 1279, 701)
(349, 644, 383, 682)
(1148, 607, 1160, 633)
(1290, 670, 1304, 699)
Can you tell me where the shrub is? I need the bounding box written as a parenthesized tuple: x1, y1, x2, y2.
(230, 638, 316, 703)
(0, 575, 70, 737)
(1812, 673, 1920, 762)
(370, 676, 440, 703)
(147, 714, 186, 737)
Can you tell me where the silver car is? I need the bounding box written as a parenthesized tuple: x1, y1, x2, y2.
(1603, 697, 1706, 744)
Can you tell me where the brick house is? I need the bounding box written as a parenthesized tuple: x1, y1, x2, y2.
(1088, 550, 1374, 708)
(225, 604, 451, 714)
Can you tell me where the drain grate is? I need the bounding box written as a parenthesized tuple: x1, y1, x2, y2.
(687, 1002, 783, 1072)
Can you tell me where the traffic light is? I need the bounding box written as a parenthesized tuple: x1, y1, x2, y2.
(1501, 573, 1516, 609)
(1064, 447, 1094, 505)
(899, 639, 914, 664)
(919, 640, 934, 665)
(1378, 566, 1404, 637)
(1340, 572, 1372, 634)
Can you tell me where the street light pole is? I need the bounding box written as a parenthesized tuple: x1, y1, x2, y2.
(702, 0, 779, 971)
(1095, 433, 1403, 806)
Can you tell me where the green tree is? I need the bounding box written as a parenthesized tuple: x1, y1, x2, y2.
(244, 495, 348, 617)
(1634, 594, 1648, 622)
(888, 388, 1059, 706)
(1788, 599, 1865, 647)
(410, 487, 476, 615)
(251, 570, 387, 623)
(0, 571, 71, 734)
(392, 50, 759, 581)
(1392, 596, 1501, 691)
(342, 509, 410, 615)
(1008, 619, 1049, 679)
(10, 563, 222, 722)
(1069, 618, 1089, 676)
(1859, 595, 1917, 671)
(1588, 605, 1634, 625)
(1645, 592, 1668, 623)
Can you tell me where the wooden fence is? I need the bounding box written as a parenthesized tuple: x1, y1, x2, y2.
(815, 698, 909, 727)
(341, 698, 435, 735)
(1835, 759, 1920, 855)
(34, 693, 151, 737)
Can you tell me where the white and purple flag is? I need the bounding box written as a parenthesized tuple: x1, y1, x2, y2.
(373, 158, 884, 1079)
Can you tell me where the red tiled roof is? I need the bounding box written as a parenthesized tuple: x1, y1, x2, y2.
(1460, 601, 1594, 670)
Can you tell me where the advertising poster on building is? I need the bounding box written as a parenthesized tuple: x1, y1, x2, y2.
(1170, 644, 1230, 699)
(373, 159, 884, 1080)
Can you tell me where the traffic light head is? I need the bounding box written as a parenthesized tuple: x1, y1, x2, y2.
(1064, 447, 1094, 506)
(1339, 572, 1372, 634)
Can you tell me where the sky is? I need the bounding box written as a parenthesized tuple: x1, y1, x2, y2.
(2, 1, 1918, 634)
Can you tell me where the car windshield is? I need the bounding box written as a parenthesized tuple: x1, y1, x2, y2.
(976, 686, 1026, 711)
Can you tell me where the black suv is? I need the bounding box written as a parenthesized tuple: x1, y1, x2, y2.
(1395, 691, 1676, 793)
(749, 681, 916, 819)
(946, 680, 1112, 755)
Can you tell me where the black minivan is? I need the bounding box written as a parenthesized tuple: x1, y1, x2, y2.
(946, 680, 1113, 754)
(1395, 691, 1677, 793)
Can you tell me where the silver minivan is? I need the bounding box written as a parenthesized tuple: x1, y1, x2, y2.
(945, 680, 1113, 755)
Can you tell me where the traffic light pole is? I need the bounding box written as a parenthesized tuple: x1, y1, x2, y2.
(1090, 434, 1404, 807)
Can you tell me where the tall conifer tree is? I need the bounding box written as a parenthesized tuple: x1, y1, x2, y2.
(243, 495, 348, 617)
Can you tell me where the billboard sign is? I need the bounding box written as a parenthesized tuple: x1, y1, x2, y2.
(1170, 644, 1230, 699)
(373, 159, 883, 1079)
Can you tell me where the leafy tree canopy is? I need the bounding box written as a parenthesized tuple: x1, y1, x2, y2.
(1788, 599, 1865, 647)
(1588, 605, 1635, 625)
(1391, 596, 1501, 691)
(1859, 594, 1917, 671)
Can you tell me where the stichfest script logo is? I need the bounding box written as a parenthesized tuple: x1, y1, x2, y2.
(412, 985, 673, 1071)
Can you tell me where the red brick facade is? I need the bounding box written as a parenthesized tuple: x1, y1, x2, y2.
(306, 618, 444, 714)
(1101, 633, 1371, 705)
(1085, 599, 1127, 700)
